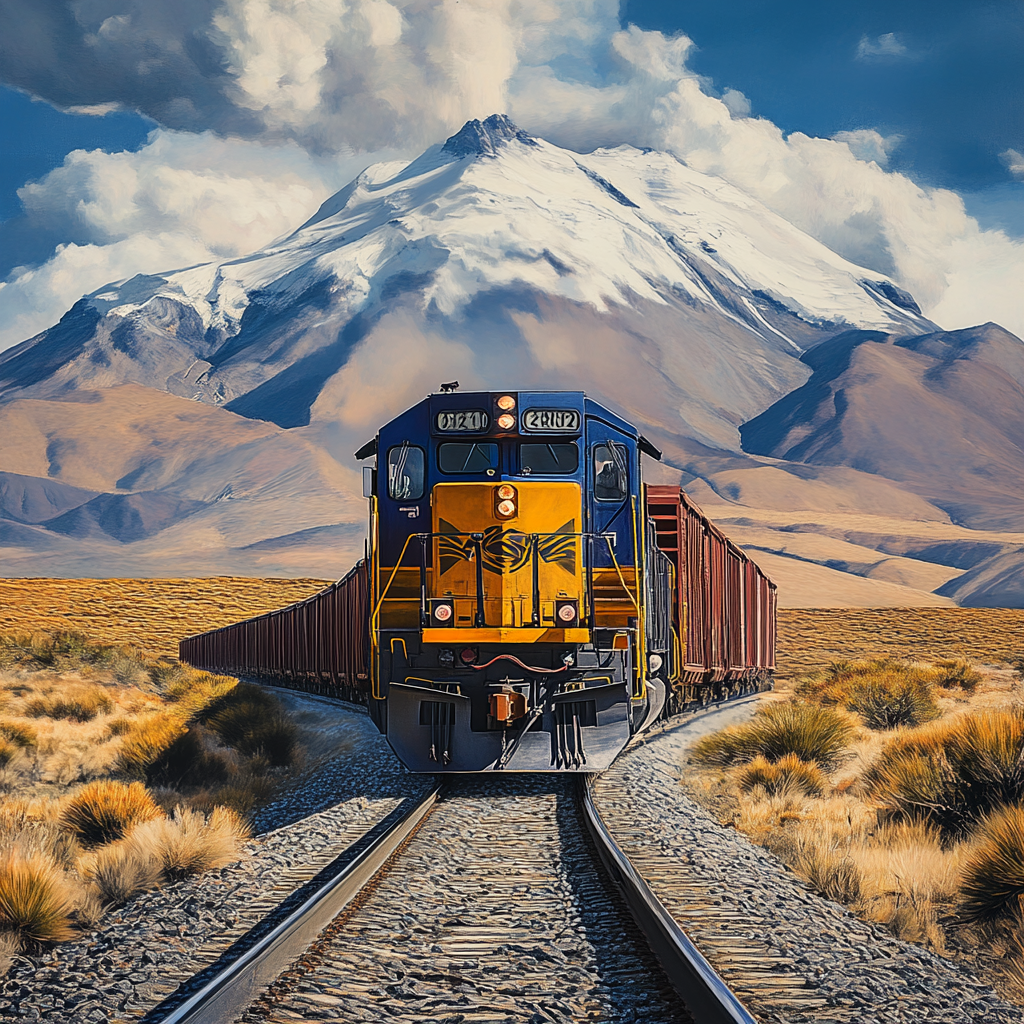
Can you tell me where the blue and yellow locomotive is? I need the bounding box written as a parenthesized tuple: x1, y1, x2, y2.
(362, 388, 671, 772)
(180, 388, 776, 774)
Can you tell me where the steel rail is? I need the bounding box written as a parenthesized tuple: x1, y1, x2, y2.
(579, 776, 756, 1024)
(154, 786, 441, 1024)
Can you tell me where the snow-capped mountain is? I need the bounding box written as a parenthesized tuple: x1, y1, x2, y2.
(2, 116, 1021, 606)
(1, 115, 933, 449)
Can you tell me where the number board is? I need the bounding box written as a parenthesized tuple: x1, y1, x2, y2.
(522, 408, 581, 432)
(436, 409, 489, 432)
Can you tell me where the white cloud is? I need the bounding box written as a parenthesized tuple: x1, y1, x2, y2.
(1, 5, 1022, 349)
(0, 130, 389, 347)
(856, 33, 908, 59)
(721, 88, 751, 119)
(832, 129, 902, 167)
(1002, 148, 1024, 180)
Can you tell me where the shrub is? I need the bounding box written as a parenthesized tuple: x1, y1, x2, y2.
(691, 702, 853, 771)
(794, 840, 862, 904)
(0, 739, 19, 770)
(203, 684, 297, 766)
(869, 710, 1024, 839)
(109, 651, 147, 687)
(59, 780, 162, 847)
(960, 805, 1024, 923)
(736, 753, 827, 796)
(26, 687, 113, 723)
(144, 727, 231, 790)
(933, 659, 982, 693)
(27, 631, 108, 671)
(0, 851, 75, 947)
(86, 842, 162, 908)
(130, 806, 248, 882)
(116, 715, 187, 776)
(799, 660, 939, 729)
(0, 721, 36, 749)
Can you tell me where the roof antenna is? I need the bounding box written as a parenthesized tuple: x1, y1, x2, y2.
(440, 380, 459, 393)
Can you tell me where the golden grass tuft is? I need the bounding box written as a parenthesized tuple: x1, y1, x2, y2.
(960, 805, 1024, 923)
(0, 850, 75, 947)
(736, 753, 828, 796)
(59, 780, 162, 847)
(82, 841, 162, 908)
(934, 659, 983, 693)
(25, 686, 113, 723)
(115, 714, 187, 776)
(798, 659, 940, 730)
(0, 721, 36, 750)
(691, 702, 853, 770)
(868, 710, 1024, 839)
(129, 806, 249, 882)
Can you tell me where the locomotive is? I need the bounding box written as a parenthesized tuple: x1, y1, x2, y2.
(180, 389, 776, 773)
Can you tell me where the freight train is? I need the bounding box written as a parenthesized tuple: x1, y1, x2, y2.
(180, 389, 776, 773)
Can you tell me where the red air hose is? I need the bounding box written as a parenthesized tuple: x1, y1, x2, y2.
(470, 654, 567, 674)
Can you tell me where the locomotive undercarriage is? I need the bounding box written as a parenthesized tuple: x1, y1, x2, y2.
(373, 632, 661, 772)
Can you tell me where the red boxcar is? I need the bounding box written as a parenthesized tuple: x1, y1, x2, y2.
(646, 486, 775, 708)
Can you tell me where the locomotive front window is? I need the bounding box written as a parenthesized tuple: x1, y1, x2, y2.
(519, 442, 579, 474)
(438, 442, 499, 474)
(593, 442, 628, 500)
(387, 444, 425, 499)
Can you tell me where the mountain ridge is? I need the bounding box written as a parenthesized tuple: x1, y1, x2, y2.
(0, 116, 1019, 606)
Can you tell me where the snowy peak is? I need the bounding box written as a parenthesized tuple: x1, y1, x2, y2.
(441, 114, 537, 159)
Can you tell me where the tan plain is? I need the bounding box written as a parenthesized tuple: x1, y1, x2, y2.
(1, 580, 1021, 680)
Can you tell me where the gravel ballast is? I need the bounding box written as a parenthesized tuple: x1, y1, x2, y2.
(1, 692, 426, 1024)
(593, 702, 1023, 1024)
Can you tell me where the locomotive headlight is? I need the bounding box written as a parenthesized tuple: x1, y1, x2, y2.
(429, 599, 455, 625)
(497, 413, 516, 430)
(496, 394, 516, 411)
(495, 484, 517, 518)
(555, 600, 578, 624)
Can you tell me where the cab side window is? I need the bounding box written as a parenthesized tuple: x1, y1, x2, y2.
(593, 442, 628, 500)
(387, 445, 425, 500)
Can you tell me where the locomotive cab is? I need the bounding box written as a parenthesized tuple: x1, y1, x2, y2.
(362, 390, 666, 772)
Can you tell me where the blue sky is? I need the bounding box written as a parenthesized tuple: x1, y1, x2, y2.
(624, 0, 1023, 234)
(0, 0, 1020, 349)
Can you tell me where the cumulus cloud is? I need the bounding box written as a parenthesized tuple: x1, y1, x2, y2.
(1002, 148, 1024, 180)
(721, 88, 751, 119)
(832, 129, 902, 167)
(0, 129, 386, 347)
(1, 1, 1021, 348)
(856, 33, 908, 59)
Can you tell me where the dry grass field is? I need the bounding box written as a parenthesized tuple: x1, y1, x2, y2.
(776, 608, 1024, 679)
(2, 580, 1021, 673)
(0, 578, 333, 659)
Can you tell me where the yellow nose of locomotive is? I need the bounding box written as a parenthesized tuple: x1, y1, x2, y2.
(426, 480, 587, 641)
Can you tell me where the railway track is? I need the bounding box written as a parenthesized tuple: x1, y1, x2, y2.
(147, 766, 755, 1024)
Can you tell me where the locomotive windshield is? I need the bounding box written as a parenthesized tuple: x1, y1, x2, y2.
(387, 444, 425, 499)
(520, 443, 579, 474)
(438, 442, 499, 474)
